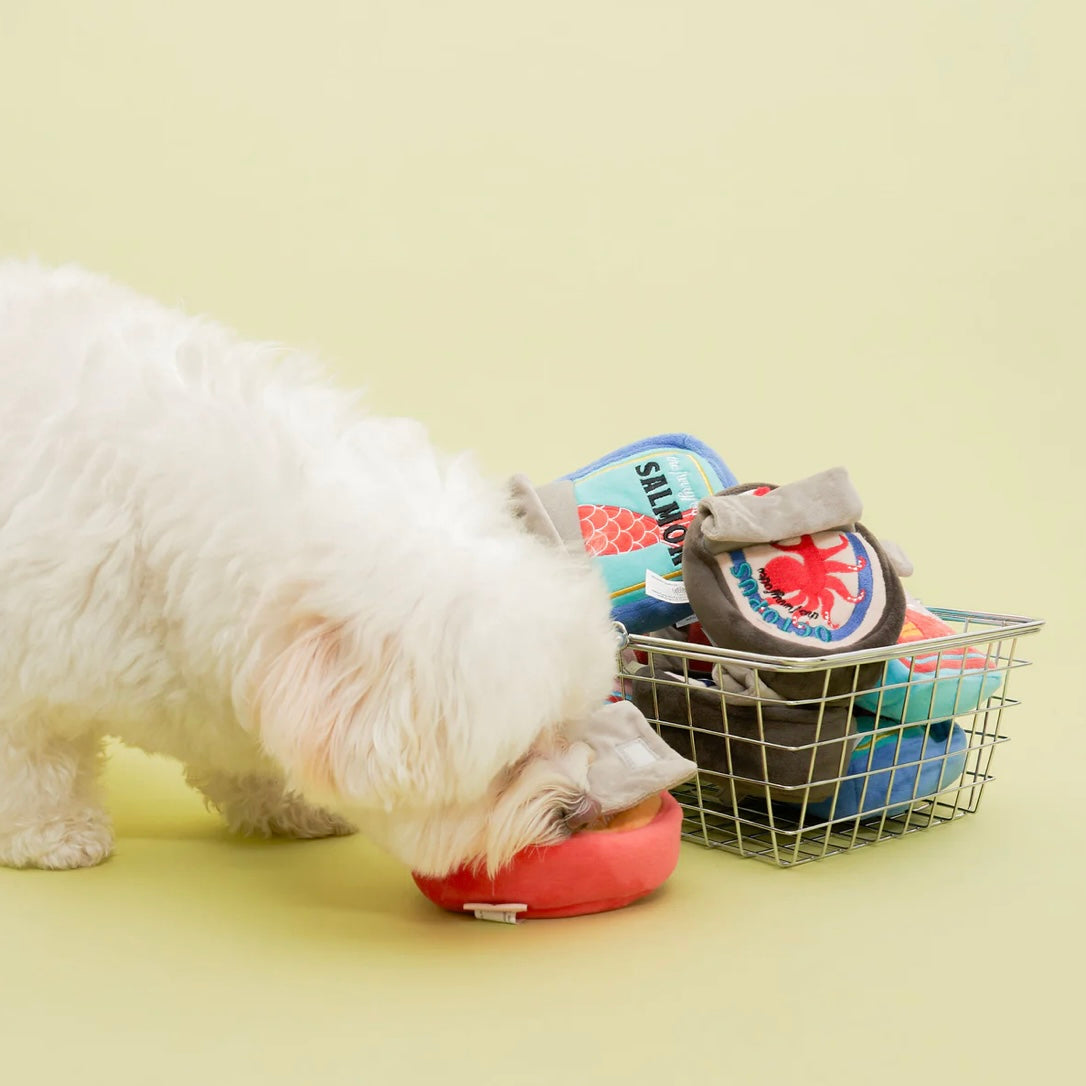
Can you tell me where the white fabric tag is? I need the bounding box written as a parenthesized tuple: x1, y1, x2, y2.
(645, 569, 689, 605)
(463, 903, 526, 924)
(616, 737, 659, 769)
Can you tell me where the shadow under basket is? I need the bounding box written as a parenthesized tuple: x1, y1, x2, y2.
(618, 607, 1044, 868)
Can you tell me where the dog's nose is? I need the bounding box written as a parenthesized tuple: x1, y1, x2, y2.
(563, 796, 603, 833)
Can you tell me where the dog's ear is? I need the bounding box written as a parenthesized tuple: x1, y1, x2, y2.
(246, 617, 450, 810)
(248, 618, 350, 794)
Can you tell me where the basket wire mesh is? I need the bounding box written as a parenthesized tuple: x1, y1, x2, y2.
(617, 608, 1043, 867)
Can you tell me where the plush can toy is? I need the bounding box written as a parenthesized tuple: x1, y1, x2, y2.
(412, 701, 695, 920)
(413, 791, 684, 920)
(509, 433, 736, 634)
(681, 468, 907, 699)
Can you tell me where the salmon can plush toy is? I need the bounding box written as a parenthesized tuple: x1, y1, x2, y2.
(508, 433, 736, 635)
(412, 701, 695, 921)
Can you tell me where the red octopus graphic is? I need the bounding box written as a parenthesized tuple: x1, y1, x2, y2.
(578, 505, 697, 556)
(761, 534, 867, 629)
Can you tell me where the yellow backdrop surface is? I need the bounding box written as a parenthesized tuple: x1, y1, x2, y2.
(0, 4, 1081, 1084)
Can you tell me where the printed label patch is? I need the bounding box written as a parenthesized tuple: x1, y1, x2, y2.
(644, 569, 689, 605)
(573, 448, 723, 603)
(719, 531, 881, 647)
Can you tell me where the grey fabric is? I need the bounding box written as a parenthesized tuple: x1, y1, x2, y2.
(882, 539, 914, 579)
(508, 473, 563, 545)
(712, 658, 889, 709)
(631, 627, 874, 714)
(532, 478, 584, 555)
(624, 665, 859, 804)
(507, 474, 585, 556)
(624, 625, 791, 705)
(714, 661, 788, 704)
(569, 700, 697, 816)
(696, 467, 863, 554)
(682, 481, 907, 700)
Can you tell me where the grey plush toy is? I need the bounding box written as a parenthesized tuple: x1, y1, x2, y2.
(681, 468, 907, 700)
(623, 660, 858, 805)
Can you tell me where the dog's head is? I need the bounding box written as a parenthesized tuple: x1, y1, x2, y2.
(241, 522, 618, 876)
(346, 729, 607, 877)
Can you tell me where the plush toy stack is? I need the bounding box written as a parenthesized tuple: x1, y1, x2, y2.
(416, 434, 1003, 923)
(512, 434, 1003, 823)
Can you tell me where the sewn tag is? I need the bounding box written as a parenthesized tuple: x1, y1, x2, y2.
(645, 569, 689, 605)
(616, 737, 659, 770)
(463, 903, 527, 924)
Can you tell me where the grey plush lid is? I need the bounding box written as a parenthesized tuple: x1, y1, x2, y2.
(569, 700, 697, 816)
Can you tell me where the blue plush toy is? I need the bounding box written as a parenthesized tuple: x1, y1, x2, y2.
(509, 434, 736, 633)
(785, 714, 969, 823)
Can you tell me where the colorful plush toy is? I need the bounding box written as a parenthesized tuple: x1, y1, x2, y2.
(855, 598, 1004, 723)
(779, 714, 969, 822)
(681, 468, 907, 699)
(509, 434, 736, 634)
(412, 700, 695, 920)
(621, 659, 968, 821)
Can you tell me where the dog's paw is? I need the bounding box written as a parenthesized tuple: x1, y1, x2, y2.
(189, 771, 358, 841)
(265, 799, 357, 840)
(1, 814, 114, 870)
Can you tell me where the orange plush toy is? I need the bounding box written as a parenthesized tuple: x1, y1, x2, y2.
(412, 701, 695, 921)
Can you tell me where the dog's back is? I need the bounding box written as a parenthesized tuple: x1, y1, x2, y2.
(0, 262, 619, 875)
(0, 261, 355, 731)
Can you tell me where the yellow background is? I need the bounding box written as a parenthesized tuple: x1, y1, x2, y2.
(1, 3, 1081, 1083)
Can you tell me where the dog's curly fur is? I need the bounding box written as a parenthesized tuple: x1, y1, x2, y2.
(0, 261, 618, 876)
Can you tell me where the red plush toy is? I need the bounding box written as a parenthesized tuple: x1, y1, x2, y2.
(412, 699, 695, 921)
(413, 791, 683, 920)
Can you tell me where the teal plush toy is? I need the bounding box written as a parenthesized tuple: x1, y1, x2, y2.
(855, 598, 1004, 723)
(510, 434, 736, 634)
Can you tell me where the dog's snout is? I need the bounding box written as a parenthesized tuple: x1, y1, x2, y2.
(562, 795, 602, 833)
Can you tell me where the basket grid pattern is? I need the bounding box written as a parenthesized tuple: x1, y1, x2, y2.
(618, 608, 1042, 867)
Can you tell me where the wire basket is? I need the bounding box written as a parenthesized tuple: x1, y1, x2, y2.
(617, 608, 1043, 867)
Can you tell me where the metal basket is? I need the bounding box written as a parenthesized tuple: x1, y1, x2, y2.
(617, 608, 1044, 867)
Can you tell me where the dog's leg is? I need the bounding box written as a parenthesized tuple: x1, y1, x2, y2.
(184, 769, 357, 839)
(0, 725, 113, 869)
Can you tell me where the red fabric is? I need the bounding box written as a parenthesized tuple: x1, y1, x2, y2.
(578, 504, 699, 557)
(413, 792, 683, 919)
(897, 600, 995, 675)
(634, 620, 714, 674)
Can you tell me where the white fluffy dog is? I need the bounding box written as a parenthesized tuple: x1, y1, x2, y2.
(0, 261, 618, 877)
